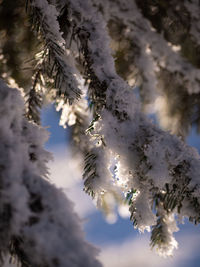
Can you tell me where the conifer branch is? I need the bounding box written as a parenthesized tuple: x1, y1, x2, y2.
(26, 68, 44, 124)
(150, 208, 178, 257)
(0, 79, 102, 267)
(2, 0, 200, 259)
(53, 0, 200, 256)
(94, 0, 200, 136)
(26, 0, 81, 106)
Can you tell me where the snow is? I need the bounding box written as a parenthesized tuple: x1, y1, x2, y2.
(0, 79, 102, 266)
(30, 0, 81, 102)
(50, 0, 200, 256)
(3, 0, 200, 260)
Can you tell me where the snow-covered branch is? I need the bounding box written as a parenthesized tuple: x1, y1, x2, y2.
(0, 79, 101, 266)
(27, 0, 81, 106)
(93, 0, 200, 136)
(2, 0, 200, 259)
(51, 0, 200, 255)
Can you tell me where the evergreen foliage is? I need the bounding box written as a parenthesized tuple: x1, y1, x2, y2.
(1, 0, 200, 265)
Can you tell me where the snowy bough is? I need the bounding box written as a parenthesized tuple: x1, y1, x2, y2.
(0, 80, 101, 266)
(1, 0, 200, 265)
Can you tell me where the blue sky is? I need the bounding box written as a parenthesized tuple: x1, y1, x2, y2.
(41, 104, 200, 267)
